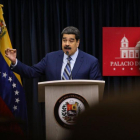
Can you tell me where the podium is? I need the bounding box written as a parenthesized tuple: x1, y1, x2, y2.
(38, 80, 105, 140)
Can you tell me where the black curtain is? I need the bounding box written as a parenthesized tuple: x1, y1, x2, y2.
(1, 0, 140, 140)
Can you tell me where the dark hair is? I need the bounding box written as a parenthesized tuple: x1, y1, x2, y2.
(61, 26, 80, 41)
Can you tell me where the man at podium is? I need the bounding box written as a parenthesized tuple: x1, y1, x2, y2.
(5, 26, 102, 80)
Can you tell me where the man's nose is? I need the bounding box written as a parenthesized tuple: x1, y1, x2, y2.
(66, 41, 70, 45)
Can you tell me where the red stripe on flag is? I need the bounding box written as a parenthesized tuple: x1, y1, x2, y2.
(0, 96, 24, 135)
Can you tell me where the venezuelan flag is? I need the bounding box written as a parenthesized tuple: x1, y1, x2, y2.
(0, 5, 27, 137)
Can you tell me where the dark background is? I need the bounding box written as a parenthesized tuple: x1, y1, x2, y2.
(1, 0, 140, 139)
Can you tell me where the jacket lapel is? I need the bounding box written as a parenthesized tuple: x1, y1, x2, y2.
(72, 50, 84, 79)
(56, 51, 64, 80)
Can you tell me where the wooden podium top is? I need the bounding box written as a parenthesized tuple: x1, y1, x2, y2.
(38, 80, 105, 102)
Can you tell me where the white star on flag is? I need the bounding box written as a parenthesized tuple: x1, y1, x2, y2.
(13, 105, 17, 110)
(8, 77, 12, 82)
(15, 90, 19, 95)
(12, 83, 16, 88)
(15, 98, 20, 103)
(3, 72, 7, 78)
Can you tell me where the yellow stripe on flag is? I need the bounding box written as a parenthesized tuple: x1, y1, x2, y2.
(0, 5, 22, 85)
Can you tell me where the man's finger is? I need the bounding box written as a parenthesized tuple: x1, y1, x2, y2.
(5, 54, 10, 59)
(7, 48, 16, 51)
(5, 49, 9, 55)
(5, 48, 16, 54)
(6, 48, 16, 52)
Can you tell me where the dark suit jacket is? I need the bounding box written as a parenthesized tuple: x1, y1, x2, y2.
(11, 50, 102, 80)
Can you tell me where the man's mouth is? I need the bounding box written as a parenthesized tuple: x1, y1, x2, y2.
(64, 45, 71, 50)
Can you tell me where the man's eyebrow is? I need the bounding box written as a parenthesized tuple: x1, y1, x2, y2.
(69, 38, 75, 40)
(62, 37, 75, 40)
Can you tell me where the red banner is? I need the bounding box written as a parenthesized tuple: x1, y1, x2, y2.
(103, 27, 140, 76)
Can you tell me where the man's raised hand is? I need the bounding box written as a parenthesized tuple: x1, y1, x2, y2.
(5, 48, 17, 65)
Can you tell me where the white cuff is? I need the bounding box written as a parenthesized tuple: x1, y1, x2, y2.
(11, 59, 18, 68)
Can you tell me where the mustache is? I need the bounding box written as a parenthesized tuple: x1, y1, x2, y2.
(64, 45, 71, 49)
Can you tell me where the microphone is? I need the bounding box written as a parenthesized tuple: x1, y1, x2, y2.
(66, 51, 69, 56)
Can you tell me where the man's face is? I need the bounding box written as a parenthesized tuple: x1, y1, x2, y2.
(62, 34, 80, 56)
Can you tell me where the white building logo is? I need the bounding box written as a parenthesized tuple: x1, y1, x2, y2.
(110, 36, 140, 72)
(120, 36, 140, 59)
